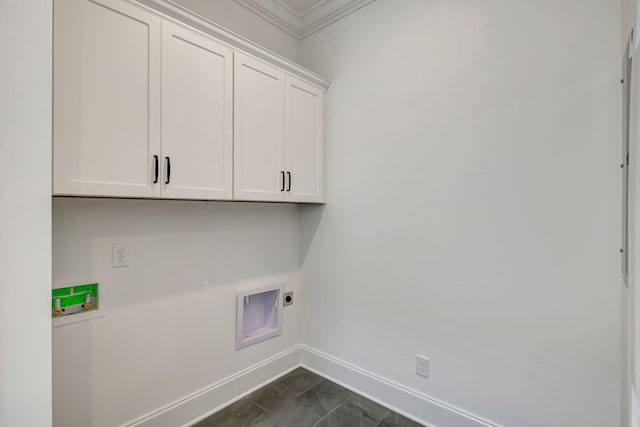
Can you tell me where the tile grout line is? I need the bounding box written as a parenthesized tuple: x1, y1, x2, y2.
(198, 368, 420, 427)
(297, 377, 325, 396)
(250, 400, 270, 415)
(293, 378, 326, 399)
(248, 371, 325, 417)
(310, 396, 351, 427)
(241, 403, 265, 427)
(310, 391, 396, 427)
(299, 404, 323, 425)
(285, 374, 328, 425)
(309, 385, 358, 427)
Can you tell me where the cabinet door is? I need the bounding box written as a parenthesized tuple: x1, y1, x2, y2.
(161, 21, 233, 200)
(234, 53, 286, 202)
(53, 0, 161, 197)
(285, 77, 326, 203)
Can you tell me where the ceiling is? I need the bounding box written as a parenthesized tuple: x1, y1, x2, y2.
(234, 0, 376, 39)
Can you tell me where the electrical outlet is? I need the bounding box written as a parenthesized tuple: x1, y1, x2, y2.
(416, 355, 430, 378)
(112, 244, 129, 268)
(283, 291, 293, 306)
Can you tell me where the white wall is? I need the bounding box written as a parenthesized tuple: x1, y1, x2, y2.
(51, 3, 305, 424)
(300, 0, 622, 426)
(170, 0, 300, 63)
(0, 1, 52, 426)
(52, 198, 304, 426)
(622, 0, 634, 51)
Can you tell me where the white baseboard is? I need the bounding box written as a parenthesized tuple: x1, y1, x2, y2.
(300, 345, 501, 427)
(122, 345, 304, 427)
(122, 344, 500, 427)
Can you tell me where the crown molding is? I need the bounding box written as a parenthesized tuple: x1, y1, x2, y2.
(136, 0, 331, 89)
(277, 0, 329, 16)
(234, 0, 376, 39)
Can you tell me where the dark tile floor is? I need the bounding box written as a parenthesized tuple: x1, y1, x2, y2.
(192, 368, 424, 427)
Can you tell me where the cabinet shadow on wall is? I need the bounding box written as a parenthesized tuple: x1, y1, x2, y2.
(52, 197, 302, 307)
(299, 204, 325, 264)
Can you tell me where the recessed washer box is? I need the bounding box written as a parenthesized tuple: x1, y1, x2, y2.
(236, 284, 283, 350)
(52, 281, 105, 328)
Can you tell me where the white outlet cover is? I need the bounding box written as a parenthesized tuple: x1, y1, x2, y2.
(112, 244, 129, 268)
(416, 355, 430, 378)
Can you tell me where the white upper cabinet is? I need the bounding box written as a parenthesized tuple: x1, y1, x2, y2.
(233, 53, 287, 202)
(285, 76, 326, 203)
(54, 0, 161, 197)
(54, 0, 328, 203)
(234, 53, 326, 203)
(161, 21, 234, 200)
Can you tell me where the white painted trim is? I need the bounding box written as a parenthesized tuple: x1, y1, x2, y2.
(135, 0, 331, 89)
(300, 345, 503, 427)
(233, 0, 376, 40)
(125, 343, 502, 427)
(276, 0, 328, 17)
(233, 0, 301, 37)
(299, 0, 376, 39)
(122, 345, 303, 427)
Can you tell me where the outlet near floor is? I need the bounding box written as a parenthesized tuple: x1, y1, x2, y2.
(416, 355, 430, 378)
